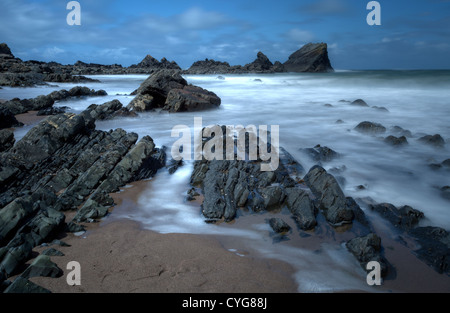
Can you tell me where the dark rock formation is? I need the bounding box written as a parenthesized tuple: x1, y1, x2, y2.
(350, 99, 369, 107)
(408, 227, 450, 275)
(127, 70, 220, 112)
(369, 203, 424, 231)
(303, 165, 354, 226)
(0, 104, 166, 282)
(354, 121, 386, 135)
(300, 144, 339, 163)
(189, 125, 316, 229)
(183, 59, 241, 74)
(0, 107, 23, 129)
(3, 276, 51, 293)
(268, 218, 291, 233)
(418, 134, 445, 148)
(346, 233, 389, 277)
(384, 135, 408, 146)
(0, 86, 107, 116)
(0, 130, 15, 152)
(20, 255, 63, 279)
(283, 43, 334, 73)
(164, 85, 221, 112)
(129, 55, 181, 72)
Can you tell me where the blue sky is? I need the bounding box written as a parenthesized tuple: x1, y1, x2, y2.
(1, 0, 450, 69)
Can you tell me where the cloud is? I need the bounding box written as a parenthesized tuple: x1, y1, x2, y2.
(299, 0, 351, 15)
(285, 28, 315, 43)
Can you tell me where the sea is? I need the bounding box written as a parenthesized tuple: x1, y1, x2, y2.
(2, 70, 450, 292)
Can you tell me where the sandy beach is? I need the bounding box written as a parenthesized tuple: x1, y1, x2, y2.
(29, 181, 298, 293)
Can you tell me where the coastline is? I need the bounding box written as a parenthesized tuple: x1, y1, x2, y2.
(29, 181, 298, 293)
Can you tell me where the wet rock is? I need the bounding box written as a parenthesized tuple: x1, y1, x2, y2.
(164, 85, 221, 112)
(268, 218, 291, 233)
(384, 135, 408, 146)
(390, 126, 412, 138)
(303, 165, 354, 226)
(20, 254, 63, 279)
(84, 99, 136, 120)
(284, 187, 317, 230)
(42, 248, 64, 256)
(407, 226, 450, 275)
(37, 106, 68, 116)
(346, 233, 389, 277)
(369, 203, 424, 231)
(354, 121, 386, 135)
(0, 129, 15, 152)
(0, 107, 23, 129)
(372, 106, 389, 112)
(300, 144, 339, 163)
(3, 276, 51, 293)
(418, 134, 445, 148)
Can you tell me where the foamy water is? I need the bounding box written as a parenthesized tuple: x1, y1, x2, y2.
(3, 71, 450, 292)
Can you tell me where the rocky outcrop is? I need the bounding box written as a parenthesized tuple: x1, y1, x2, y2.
(189, 125, 317, 229)
(183, 59, 241, 74)
(300, 144, 339, 163)
(303, 166, 354, 226)
(129, 55, 181, 73)
(0, 86, 107, 116)
(369, 203, 424, 231)
(283, 43, 334, 73)
(0, 105, 166, 285)
(0, 130, 15, 152)
(127, 70, 221, 112)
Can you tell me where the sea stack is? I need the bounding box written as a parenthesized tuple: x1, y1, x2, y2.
(283, 43, 334, 73)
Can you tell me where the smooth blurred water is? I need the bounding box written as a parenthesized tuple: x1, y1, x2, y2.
(3, 70, 450, 292)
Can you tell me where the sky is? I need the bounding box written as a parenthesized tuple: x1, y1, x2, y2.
(0, 0, 450, 70)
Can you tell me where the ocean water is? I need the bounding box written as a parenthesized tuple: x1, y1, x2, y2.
(2, 70, 450, 292)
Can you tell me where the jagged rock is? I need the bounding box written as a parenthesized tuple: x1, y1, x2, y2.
(84, 99, 136, 120)
(408, 227, 450, 275)
(37, 106, 68, 116)
(283, 43, 333, 73)
(42, 248, 64, 256)
(0, 129, 15, 152)
(268, 218, 291, 233)
(346, 233, 389, 277)
(300, 144, 339, 163)
(0, 107, 23, 129)
(243, 52, 274, 73)
(3, 276, 51, 293)
(284, 187, 317, 230)
(164, 85, 221, 112)
(303, 165, 354, 226)
(369, 203, 424, 231)
(128, 70, 221, 113)
(20, 254, 63, 279)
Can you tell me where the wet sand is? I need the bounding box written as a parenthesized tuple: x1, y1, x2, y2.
(15, 110, 46, 125)
(30, 181, 298, 293)
(27, 178, 450, 293)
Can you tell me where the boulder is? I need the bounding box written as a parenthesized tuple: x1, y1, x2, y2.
(20, 254, 63, 279)
(243, 52, 274, 73)
(369, 203, 424, 231)
(300, 144, 339, 163)
(283, 43, 334, 73)
(346, 233, 389, 277)
(350, 99, 369, 107)
(268, 218, 291, 233)
(384, 135, 408, 146)
(418, 134, 445, 148)
(0, 107, 23, 129)
(354, 121, 386, 135)
(303, 165, 354, 226)
(164, 85, 221, 112)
